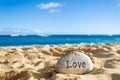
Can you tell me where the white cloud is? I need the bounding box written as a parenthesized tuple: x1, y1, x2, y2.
(13, 29, 21, 33)
(33, 29, 42, 33)
(49, 9, 61, 13)
(37, 2, 63, 13)
(0, 28, 44, 35)
(37, 2, 63, 9)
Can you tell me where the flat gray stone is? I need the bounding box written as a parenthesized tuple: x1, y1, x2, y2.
(55, 51, 93, 74)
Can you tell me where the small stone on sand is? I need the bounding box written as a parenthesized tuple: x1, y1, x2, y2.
(55, 51, 93, 74)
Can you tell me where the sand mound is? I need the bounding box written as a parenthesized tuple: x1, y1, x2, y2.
(0, 43, 120, 80)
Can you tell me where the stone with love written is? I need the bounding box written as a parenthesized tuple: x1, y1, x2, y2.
(55, 51, 93, 74)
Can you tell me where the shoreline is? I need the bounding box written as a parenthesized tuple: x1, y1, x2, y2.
(0, 42, 120, 47)
(0, 43, 120, 80)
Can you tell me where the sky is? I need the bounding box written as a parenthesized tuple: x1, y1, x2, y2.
(0, 0, 120, 35)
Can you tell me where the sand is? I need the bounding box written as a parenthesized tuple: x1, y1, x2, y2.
(0, 42, 120, 80)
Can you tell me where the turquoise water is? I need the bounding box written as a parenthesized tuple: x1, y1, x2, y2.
(0, 35, 120, 46)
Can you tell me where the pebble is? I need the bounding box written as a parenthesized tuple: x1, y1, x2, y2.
(55, 51, 93, 74)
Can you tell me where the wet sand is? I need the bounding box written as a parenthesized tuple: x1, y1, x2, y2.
(0, 42, 120, 80)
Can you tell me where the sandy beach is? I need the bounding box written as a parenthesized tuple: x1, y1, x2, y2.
(0, 42, 120, 80)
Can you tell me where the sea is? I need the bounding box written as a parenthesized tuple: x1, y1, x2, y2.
(0, 35, 120, 46)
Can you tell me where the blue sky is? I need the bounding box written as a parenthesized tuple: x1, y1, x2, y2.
(0, 0, 120, 35)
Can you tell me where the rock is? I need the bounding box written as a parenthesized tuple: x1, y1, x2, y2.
(55, 51, 93, 74)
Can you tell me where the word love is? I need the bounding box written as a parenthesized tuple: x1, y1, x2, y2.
(66, 61, 86, 68)
(55, 51, 93, 74)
